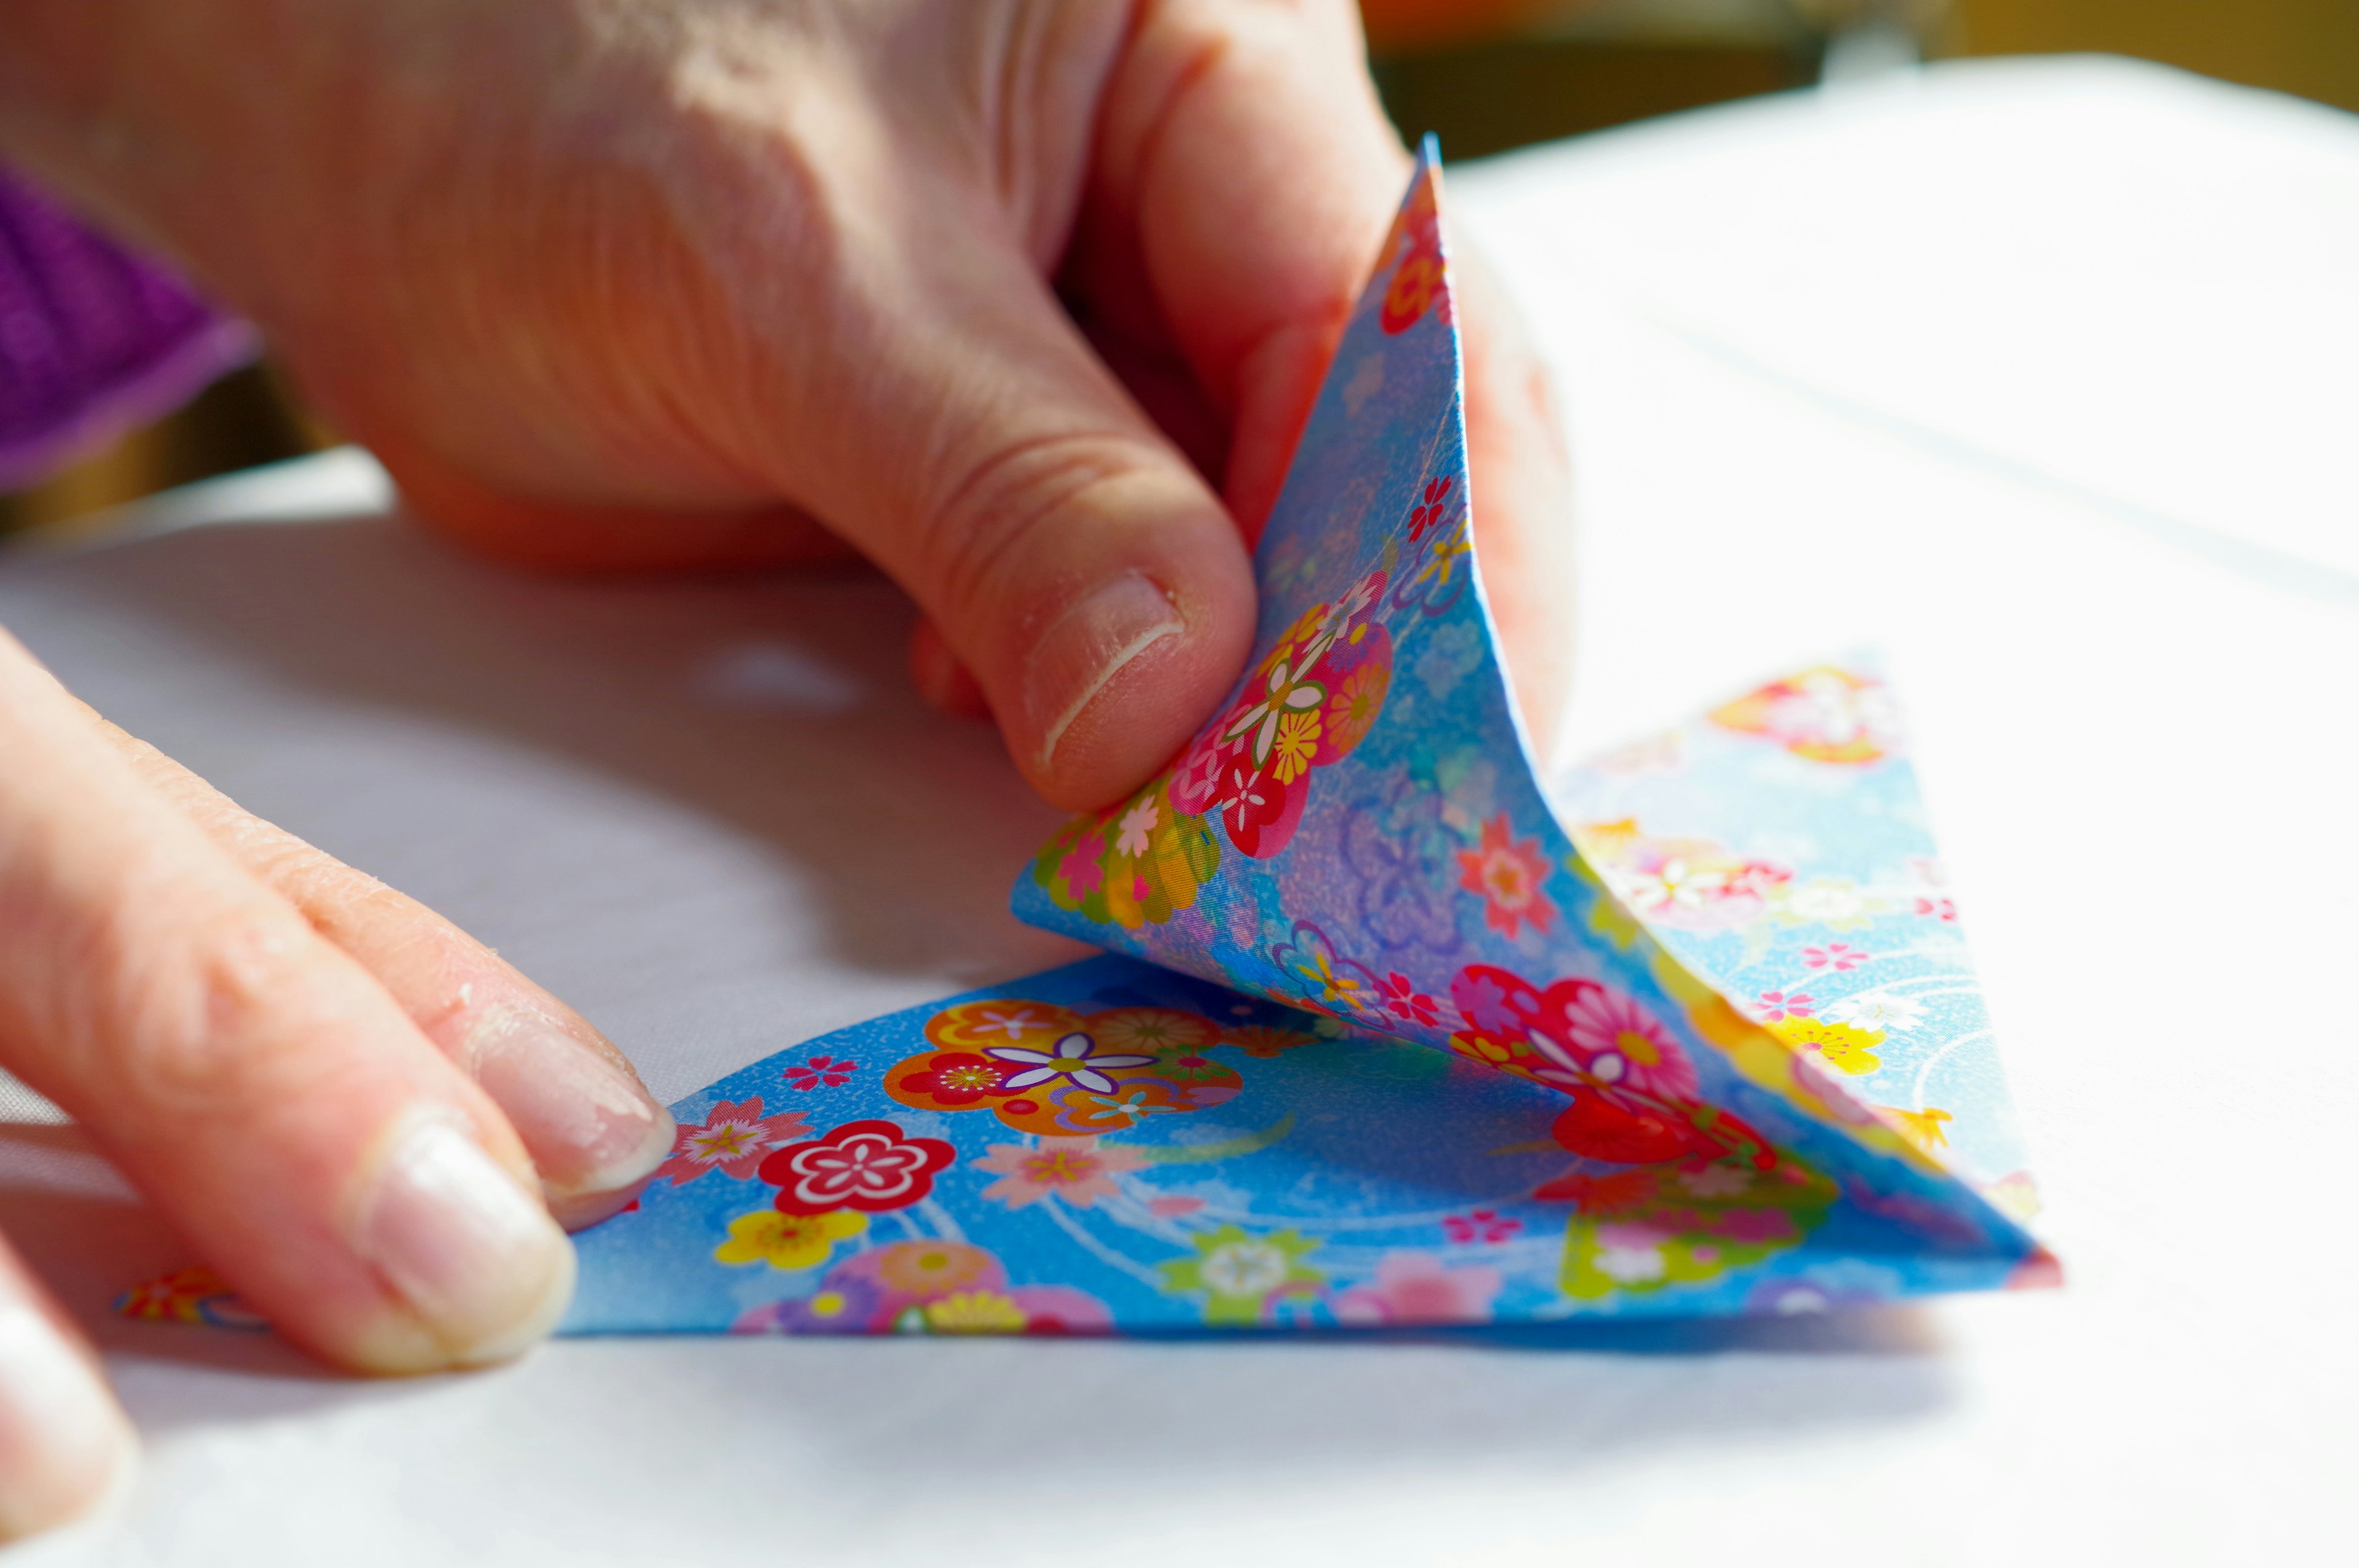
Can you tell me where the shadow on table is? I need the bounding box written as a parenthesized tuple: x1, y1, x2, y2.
(9, 511, 1078, 993)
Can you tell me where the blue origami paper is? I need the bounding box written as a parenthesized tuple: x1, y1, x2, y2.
(116, 144, 2049, 1341)
(550, 142, 2052, 1337)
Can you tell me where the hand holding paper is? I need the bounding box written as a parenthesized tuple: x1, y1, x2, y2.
(531, 146, 2054, 1336)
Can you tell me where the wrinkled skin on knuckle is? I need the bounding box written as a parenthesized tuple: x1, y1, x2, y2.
(88, 892, 353, 1123)
(918, 428, 1169, 650)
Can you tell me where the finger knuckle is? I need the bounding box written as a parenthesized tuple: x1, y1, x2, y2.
(98, 903, 340, 1117)
(921, 429, 1164, 632)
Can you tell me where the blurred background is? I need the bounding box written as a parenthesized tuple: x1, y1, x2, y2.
(3, 0, 2353, 539)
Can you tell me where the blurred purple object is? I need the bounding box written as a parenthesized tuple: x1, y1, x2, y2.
(0, 170, 255, 490)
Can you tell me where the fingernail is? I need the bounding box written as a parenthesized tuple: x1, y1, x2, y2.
(468, 1012, 674, 1207)
(352, 1111, 576, 1367)
(1024, 571, 1184, 773)
(0, 1303, 136, 1540)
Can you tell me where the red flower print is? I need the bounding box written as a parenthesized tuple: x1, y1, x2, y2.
(1532, 1168, 1660, 1214)
(1441, 1208, 1523, 1244)
(1915, 897, 1957, 922)
(1546, 1088, 1704, 1166)
(1168, 576, 1391, 862)
(761, 1120, 956, 1216)
(1455, 814, 1558, 940)
(655, 1096, 812, 1186)
(1755, 990, 1815, 1023)
(1801, 942, 1871, 972)
(1529, 979, 1698, 1099)
(784, 1054, 859, 1092)
(893, 1051, 1012, 1107)
(1381, 971, 1443, 1027)
(1408, 475, 1457, 540)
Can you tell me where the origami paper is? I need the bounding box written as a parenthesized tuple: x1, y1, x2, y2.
(551, 142, 2050, 1335)
(124, 142, 2051, 1339)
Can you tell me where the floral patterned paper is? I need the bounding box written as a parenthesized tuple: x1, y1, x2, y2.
(119, 146, 2051, 1342)
(553, 144, 2052, 1338)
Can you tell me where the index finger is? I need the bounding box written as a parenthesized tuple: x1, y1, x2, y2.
(1090, 0, 1574, 746)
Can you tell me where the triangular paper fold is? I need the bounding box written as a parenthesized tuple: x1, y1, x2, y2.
(551, 141, 2050, 1336)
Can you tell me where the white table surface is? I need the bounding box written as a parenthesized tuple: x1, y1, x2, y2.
(5, 55, 2353, 1567)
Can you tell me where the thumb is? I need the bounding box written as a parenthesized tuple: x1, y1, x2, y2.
(795, 232, 1256, 812)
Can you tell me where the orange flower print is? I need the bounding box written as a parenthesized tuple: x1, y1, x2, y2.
(1709, 666, 1898, 764)
(972, 1137, 1148, 1209)
(1456, 813, 1558, 938)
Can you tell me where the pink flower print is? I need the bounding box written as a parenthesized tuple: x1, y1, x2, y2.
(784, 1055, 859, 1092)
(1332, 1250, 1502, 1326)
(1534, 981, 1699, 1099)
(759, 1120, 955, 1215)
(1755, 989, 1816, 1023)
(1441, 1209, 1523, 1244)
(972, 1137, 1147, 1210)
(1055, 830, 1106, 899)
(1915, 896, 1958, 922)
(1380, 971, 1443, 1027)
(1455, 813, 1558, 939)
(1801, 942, 1871, 972)
(986, 1030, 1155, 1094)
(655, 1096, 812, 1185)
(1716, 1209, 1799, 1245)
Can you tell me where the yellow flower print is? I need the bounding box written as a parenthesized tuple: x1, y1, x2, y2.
(1769, 1016, 1885, 1075)
(923, 1291, 1029, 1333)
(1305, 951, 1367, 1010)
(713, 1208, 866, 1271)
(1270, 709, 1322, 784)
(1881, 1105, 1954, 1154)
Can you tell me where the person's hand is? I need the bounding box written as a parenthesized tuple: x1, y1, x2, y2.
(0, 629, 677, 1537)
(0, 0, 1571, 1536)
(0, 0, 1571, 812)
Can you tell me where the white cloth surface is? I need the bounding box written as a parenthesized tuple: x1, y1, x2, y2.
(4, 55, 2353, 1567)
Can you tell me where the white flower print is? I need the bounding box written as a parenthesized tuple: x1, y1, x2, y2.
(1114, 797, 1159, 857)
(1824, 990, 1927, 1032)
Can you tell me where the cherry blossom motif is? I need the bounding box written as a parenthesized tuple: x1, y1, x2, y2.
(1455, 813, 1558, 939)
(1915, 895, 1958, 922)
(1591, 1223, 1672, 1284)
(1113, 796, 1159, 858)
(1167, 578, 1391, 861)
(759, 1120, 955, 1216)
(1755, 989, 1817, 1023)
(1709, 666, 1900, 764)
(1578, 820, 1791, 934)
(1441, 1209, 1522, 1244)
(1333, 1251, 1501, 1326)
(655, 1096, 812, 1185)
(783, 1055, 858, 1092)
(986, 1030, 1156, 1094)
(972, 1137, 1147, 1209)
(1380, 972, 1444, 1028)
(1407, 475, 1457, 540)
(1801, 942, 1872, 972)
(1050, 1078, 1188, 1134)
(1055, 830, 1106, 899)
(1823, 990, 1926, 1033)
